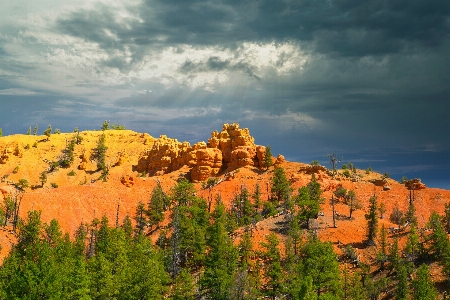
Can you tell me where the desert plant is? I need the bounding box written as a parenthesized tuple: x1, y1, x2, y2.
(32, 141, 37, 148)
(311, 160, 319, 166)
(0, 128, 2, 137)
(12, 166, 19, 174)
(24, 144, 30, 150)
(55, 128, 61, 134)
(67, 170, 76, 176)
(26, 127, 31, 135)
(33, 124, 38, 135)
(50, 182, 58, 188)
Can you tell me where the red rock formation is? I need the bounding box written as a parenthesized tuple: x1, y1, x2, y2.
(136, 123, 267, 182)
(191, 148, 223, 182)
(274, 154, 285, 167)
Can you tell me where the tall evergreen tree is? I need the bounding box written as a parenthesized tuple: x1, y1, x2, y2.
(260, 233, 282, 300)
(201, 201, 238, 300)
(395, 263, 409, 300)
(412, 264, 438, 300)
(263, 145, 274, 170)
(376, 224, 388, 270)
(148, 183, 167, 230)
(271, 167, 292, 205)
(365, 194, 378, 246)
(299, 236, 342, 299)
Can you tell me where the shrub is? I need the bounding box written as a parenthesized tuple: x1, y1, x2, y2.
(111, 124, 126, 130)
(17, 178, 29, 190)
(50, 182, 58, 188)
(262, 201, 277, 217)
(12, 166, 19, 174)
(32, 142, 38, 148)
(55, 128, 61, 134)
(67, 170, 76, 176)
(310, 160, 320, 166)
(24, 144, 30, 150)
(343, 169, 350, 177)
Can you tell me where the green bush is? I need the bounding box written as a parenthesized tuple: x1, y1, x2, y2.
(51, 182, 58, 188)
(111, 124, 126, 130)
(67, 170, 76, 176)
(12, 166, 19, 174)
(343, 169, 350, 177)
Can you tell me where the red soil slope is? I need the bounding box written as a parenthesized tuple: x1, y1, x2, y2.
(0, 130, 449, 270)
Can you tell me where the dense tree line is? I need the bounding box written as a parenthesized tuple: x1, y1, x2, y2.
(0, 167, 448, 299)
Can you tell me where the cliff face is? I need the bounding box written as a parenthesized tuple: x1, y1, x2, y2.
(136, 123, 266, 182)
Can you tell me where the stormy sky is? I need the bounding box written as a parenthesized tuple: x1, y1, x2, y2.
(1, 0, 449, 188)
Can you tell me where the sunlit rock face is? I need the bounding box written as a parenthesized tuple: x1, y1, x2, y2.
(137, 123, 266, 182)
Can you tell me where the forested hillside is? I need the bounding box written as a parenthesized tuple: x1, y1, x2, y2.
(0, 125, 450, 299)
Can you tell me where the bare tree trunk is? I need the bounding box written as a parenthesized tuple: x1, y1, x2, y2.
(115, 200, 120, 228)
(332, 194, 337, 228)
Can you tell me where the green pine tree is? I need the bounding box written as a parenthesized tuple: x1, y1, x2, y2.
(412, 264, 438, 300)
(365, 194, 378, 246)
(201, 201, 238, 300)
(260, 233, 282, 300)
(263, 145, 273, 170)
(395, 263, 409, 300)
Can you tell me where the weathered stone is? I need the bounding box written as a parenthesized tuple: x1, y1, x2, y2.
(136, 123, 265, 182)
(405, 178, 426, 190)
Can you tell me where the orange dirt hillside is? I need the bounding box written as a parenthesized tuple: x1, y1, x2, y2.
(0, 125, 449, 268)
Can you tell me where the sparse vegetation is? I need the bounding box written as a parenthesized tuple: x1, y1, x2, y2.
(12, 166, 19, 174)
(0, 124, 450, 299)
(33, 124, 38, 135)
(32, 141, 37, 148)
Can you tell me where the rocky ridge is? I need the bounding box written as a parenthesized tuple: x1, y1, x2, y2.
(136, 123, 266, 182)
